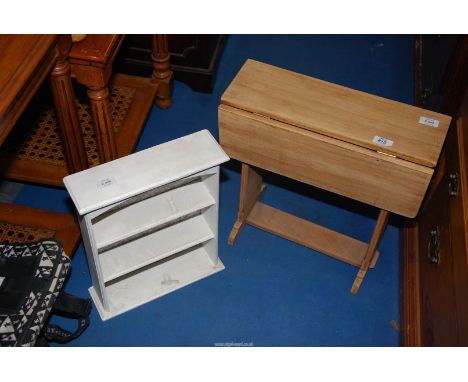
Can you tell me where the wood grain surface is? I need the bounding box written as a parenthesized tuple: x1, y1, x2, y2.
(219, 104, 432, 218)
(221, 59, 451, 168)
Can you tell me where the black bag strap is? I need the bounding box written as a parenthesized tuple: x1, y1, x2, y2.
(42, 292, 92, 343)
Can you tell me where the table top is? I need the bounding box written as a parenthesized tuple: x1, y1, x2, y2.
(221, 59, 451, 168)
(64, 129, 229, 215)
(69, 34, 123, 66)
(0, 34, 57, 145)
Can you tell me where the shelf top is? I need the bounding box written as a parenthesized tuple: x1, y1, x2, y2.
(64, 130, 229, 215)
(220, 59, 451, 168)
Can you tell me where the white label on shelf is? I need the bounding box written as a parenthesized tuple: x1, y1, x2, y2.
(419, 116, 440, 127)
(97, 176, 116, 189)
(372, 135, 394, 147)
(0, 276, 4, 288)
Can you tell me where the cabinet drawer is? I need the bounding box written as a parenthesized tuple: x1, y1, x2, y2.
(219, 104, 433, 218)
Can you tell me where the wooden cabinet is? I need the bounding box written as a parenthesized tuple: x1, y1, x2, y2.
(402, 35, 468, 346)
(414, 35, 458, 110)
(64, 130, 229, 320)
(115, 35, 226, 93)
(447, 105, 468, 343)
(417, 167, 458, 345)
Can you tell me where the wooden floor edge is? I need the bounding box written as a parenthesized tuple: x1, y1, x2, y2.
(0, 154, 67, 187)
(0, 202, 81, 257)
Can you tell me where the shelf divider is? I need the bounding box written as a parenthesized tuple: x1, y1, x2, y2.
(100, 214, 215, 283)
(93, 181, 215, 251)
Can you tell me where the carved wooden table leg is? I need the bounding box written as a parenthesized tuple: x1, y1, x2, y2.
(87, 87, 118, 163)
(151, 34, 173, 109)
(70, 35, 159, 167)
(50, 48, 89, 174)
(228, 163, 265, 245)
(351, 209, 390, 294)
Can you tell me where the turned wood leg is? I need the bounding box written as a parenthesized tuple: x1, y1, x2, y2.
(351, 209, 390, 294)
(228, 163, 265, 245)
(151, 34, 173, 109)
(50, 59, 89, 174)
(87, 87, 118, 163)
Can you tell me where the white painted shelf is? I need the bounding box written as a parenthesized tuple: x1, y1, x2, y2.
(64, 130, 229, 320)
(99, 213, 215, 283)
(90, 246, 224, 321)
(92, 180, 215, 252)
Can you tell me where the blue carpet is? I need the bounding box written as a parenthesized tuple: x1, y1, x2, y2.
(13, 35, 413, 346)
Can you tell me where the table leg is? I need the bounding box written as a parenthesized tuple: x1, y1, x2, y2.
(87, 87, 118, 163)
(151, 34, 173, 109)
(351, 209, 390, 294)
(50, 58, 89, 173)
(228, 163, 265, 245)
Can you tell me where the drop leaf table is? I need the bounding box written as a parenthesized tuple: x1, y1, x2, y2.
(219, 59, 451, 293)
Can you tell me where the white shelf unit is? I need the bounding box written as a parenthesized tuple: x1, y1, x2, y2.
(64, 130, 229, 320)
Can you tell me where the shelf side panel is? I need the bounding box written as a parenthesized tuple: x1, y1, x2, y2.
(201, 166, 221, 265)
(79, 215, 109, 310)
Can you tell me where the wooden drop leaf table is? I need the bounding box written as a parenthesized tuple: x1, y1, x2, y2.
(218, 59, 451, 293)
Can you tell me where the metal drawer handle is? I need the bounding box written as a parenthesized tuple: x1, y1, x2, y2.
(448, 173, 459, 197)
(428, 226, 441, 265)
